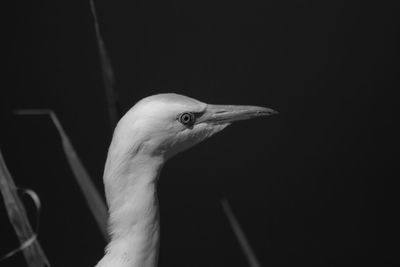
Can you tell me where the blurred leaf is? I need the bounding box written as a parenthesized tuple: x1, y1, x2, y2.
(90, 0, 120, 131)
(221, 198, 262, 267)
(15, 110, 109, 242)
(0, 149, 51, 267)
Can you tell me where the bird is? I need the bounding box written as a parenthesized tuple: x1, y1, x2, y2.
(95, 93, 277, 267)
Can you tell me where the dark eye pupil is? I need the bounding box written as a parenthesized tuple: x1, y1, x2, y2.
(182, 115, 190, 122)
(179, 112, 194, 125)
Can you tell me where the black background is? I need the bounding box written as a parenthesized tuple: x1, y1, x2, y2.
(1, 1, 397, 266)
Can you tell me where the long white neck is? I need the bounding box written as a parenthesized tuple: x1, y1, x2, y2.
(96, 129, 164, 267)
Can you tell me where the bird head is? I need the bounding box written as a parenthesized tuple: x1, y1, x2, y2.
(112, 93, 277, 160)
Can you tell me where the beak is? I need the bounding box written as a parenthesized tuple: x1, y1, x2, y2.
(198, 104, 278, 125)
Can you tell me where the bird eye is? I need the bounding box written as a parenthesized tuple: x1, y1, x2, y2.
(178, 112, 195, 126)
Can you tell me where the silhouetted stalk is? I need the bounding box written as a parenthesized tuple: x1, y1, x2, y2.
(0, 150, 50, 267)
(15, 110, 109, 242)
(90, 0, 120, 132)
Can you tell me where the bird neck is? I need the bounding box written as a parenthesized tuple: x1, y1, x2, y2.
(97, 140, 165, 267)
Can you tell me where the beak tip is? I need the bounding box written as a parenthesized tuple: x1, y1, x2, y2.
(261, 108, 278, 116)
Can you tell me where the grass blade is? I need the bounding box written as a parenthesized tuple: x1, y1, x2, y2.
(221, 198, 262, 267)
(0, 150, 51, 267)
(89, 0, 120, 131)
(15, 109, 109, 241)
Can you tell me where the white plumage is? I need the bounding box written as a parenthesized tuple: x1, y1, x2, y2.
(96, 93, 276, 267)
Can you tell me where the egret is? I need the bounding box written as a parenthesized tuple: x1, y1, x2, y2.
(96, 93, 277, 267)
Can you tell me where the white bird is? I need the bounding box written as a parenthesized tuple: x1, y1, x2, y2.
(96, 93, 277, 267)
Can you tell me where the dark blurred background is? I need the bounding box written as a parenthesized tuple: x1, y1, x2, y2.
(1, 0, 397, 266)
